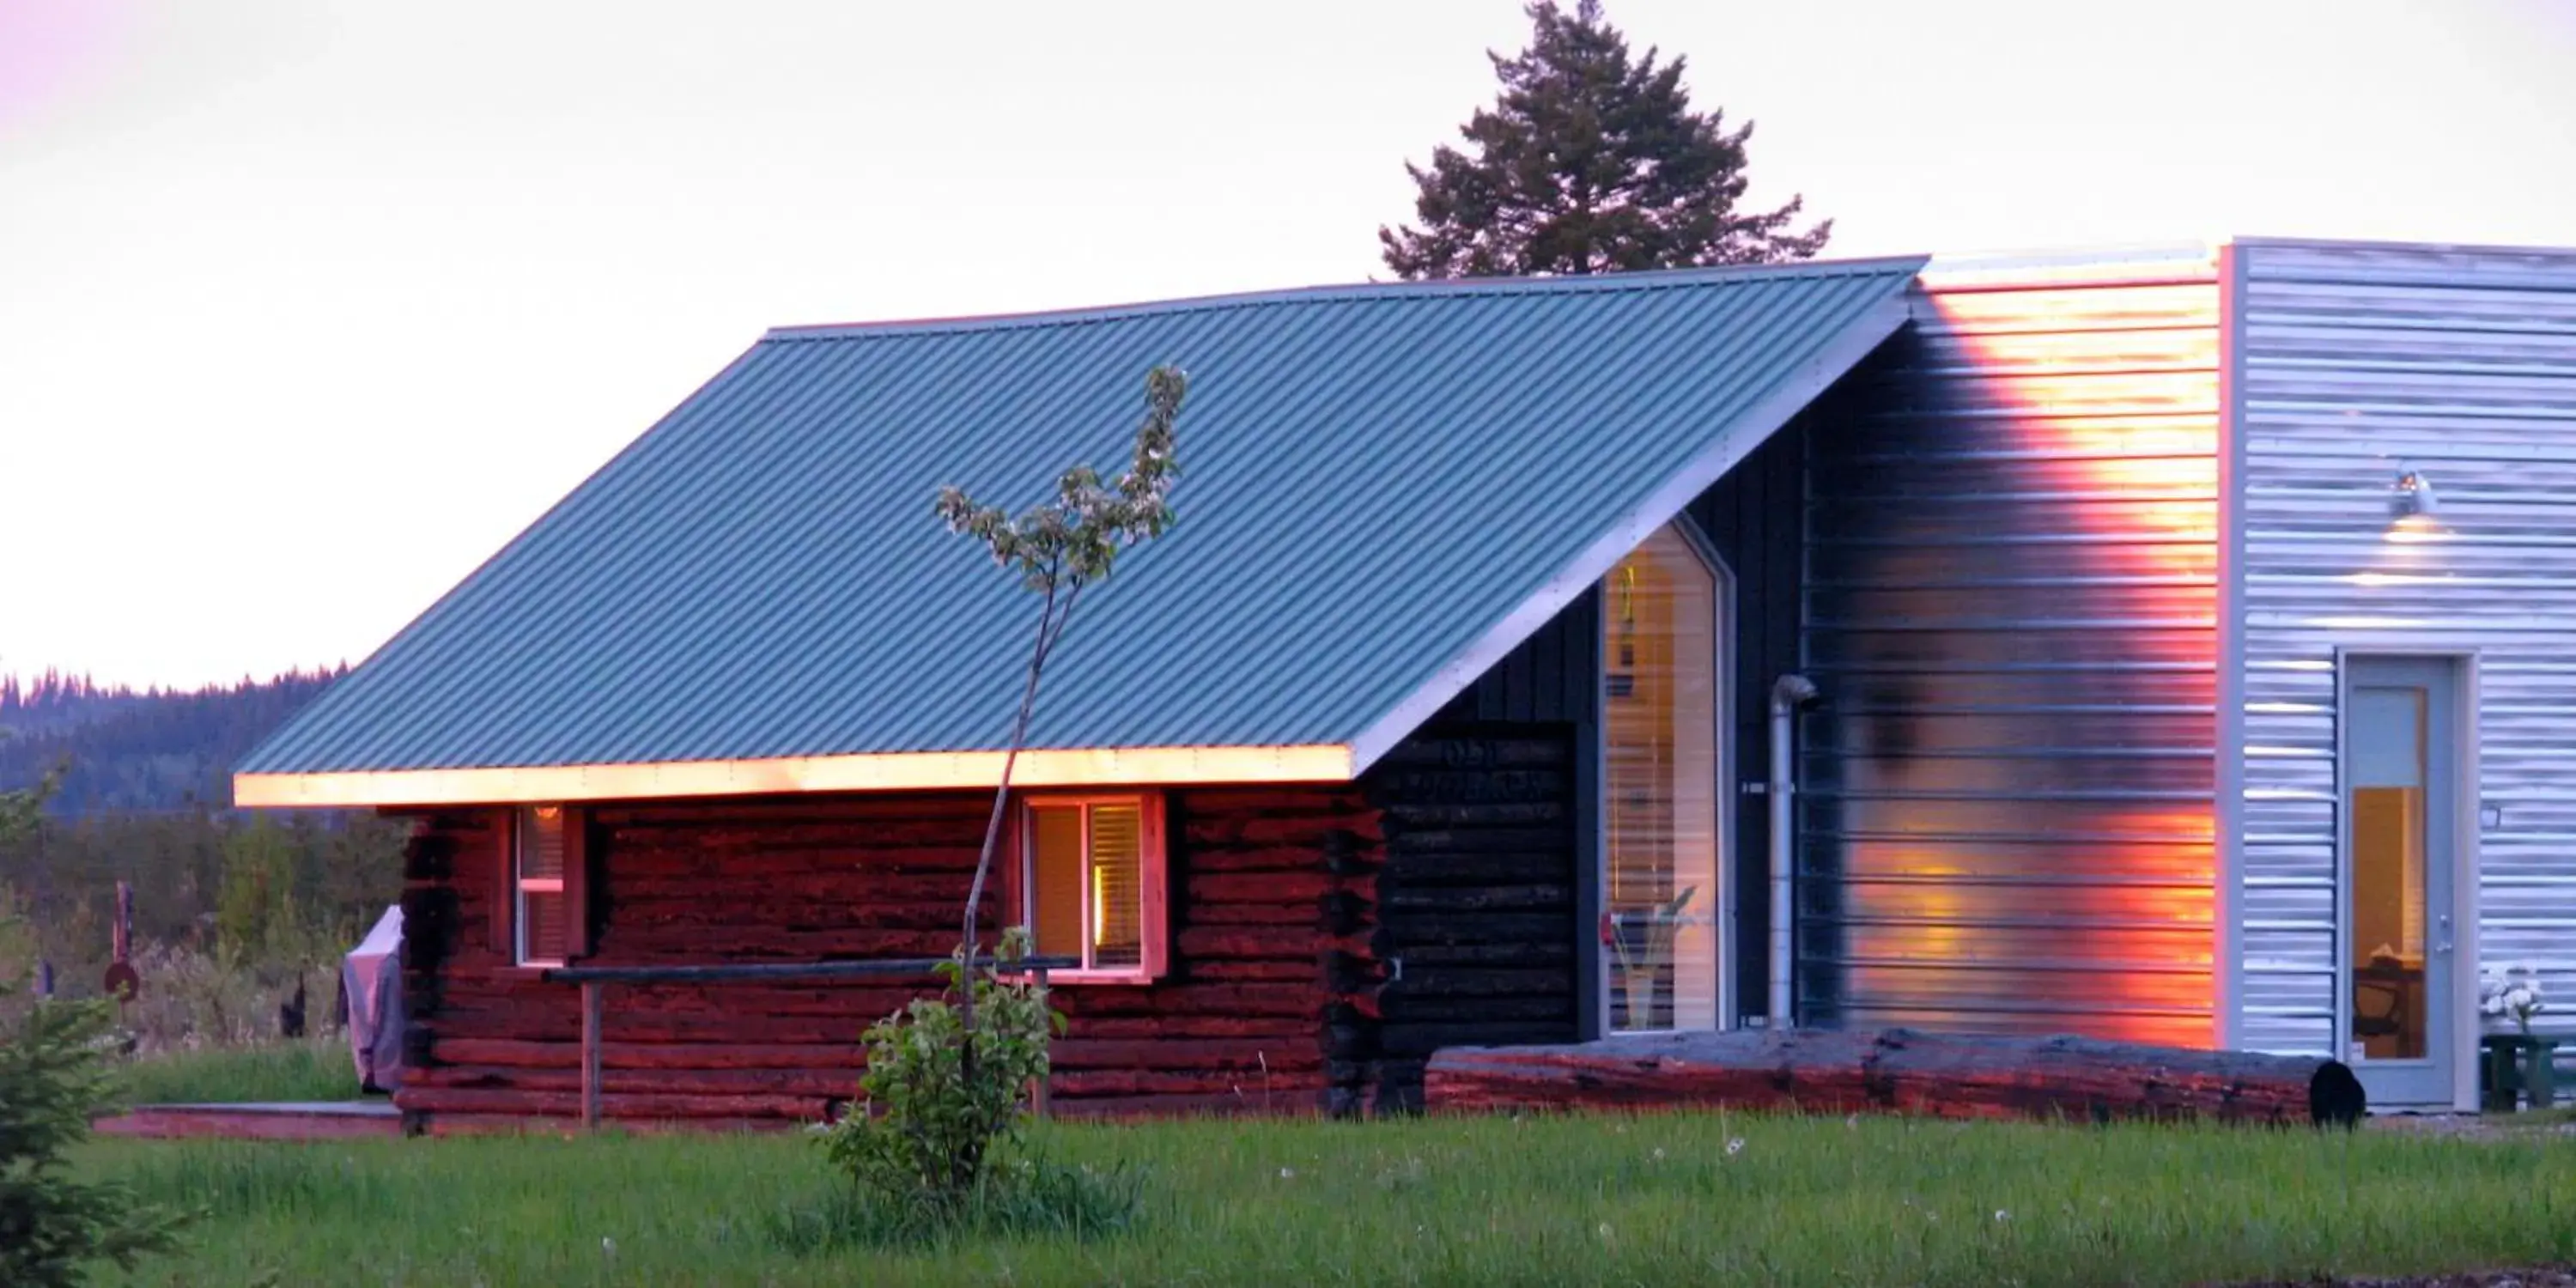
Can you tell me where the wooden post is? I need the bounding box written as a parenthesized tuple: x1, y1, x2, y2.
(1030, 963, 1052, 1120)
(580, 981, 603, 1130)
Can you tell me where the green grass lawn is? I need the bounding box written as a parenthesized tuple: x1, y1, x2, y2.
(112, 1036, 363, 1106)
(76, 1112, 2576, 1287)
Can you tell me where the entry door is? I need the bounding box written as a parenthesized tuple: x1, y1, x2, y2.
(2341, 657, 2460, 1108)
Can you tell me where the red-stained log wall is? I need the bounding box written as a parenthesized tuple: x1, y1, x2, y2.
(390, 787, 1384, 1132)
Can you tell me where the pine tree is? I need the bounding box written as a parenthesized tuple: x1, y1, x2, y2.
(1380, 0, 1829, 278)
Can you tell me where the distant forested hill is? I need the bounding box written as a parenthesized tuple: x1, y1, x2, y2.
(0, 669, 347, 814)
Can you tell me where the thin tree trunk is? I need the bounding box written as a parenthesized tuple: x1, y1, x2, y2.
(957, 576, 1082, 1031)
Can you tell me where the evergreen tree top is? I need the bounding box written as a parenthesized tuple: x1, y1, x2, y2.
(1381, 0, 1830, 279)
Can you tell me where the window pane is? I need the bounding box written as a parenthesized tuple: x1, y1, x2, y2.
(2349, 686, 2427, 1060)
(1089, 804, 1145, 969)
(524, 890, 569, 964)
(1029, 805, 1086, 960)
(1602, 525, 1721, 1033)
(519, 805, 566, 881)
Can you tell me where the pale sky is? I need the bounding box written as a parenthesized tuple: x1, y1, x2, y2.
(5, 0, 2573, 690)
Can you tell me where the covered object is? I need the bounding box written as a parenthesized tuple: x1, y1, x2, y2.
(343, 905, 404, 1092)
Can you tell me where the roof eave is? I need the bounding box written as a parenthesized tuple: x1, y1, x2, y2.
(232, 743, 1358, 810)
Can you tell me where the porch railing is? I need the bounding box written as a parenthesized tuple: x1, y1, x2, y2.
(543, 956, 1077, 1128)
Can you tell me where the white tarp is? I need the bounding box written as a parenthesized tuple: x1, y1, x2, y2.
(343, 905, 405, 1092)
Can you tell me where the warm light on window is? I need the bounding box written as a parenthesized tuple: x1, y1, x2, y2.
(515, 804, 570, 967)
(1023, 796, 1161, 977)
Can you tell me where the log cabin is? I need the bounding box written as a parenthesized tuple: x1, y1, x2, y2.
(236, 238, 2576, 1127)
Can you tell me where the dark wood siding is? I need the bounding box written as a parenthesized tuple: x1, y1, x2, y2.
(1683, 415, 1810, 1015)
(1352, 723, 1580, 1113)
(390, 787, 1381, 1130)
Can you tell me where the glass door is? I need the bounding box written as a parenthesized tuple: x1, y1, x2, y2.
(2342, 656, 2460, 1108)
(1601, 522, 1722, 1033)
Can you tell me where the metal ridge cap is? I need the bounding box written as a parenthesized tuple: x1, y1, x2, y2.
(758, 254, 1934, 343)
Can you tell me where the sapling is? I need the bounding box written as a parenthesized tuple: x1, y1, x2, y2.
(935, 364, 1187, 1014)
(827, 365, 1188, 1210)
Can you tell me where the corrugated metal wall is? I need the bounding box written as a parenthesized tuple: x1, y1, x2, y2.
(2234, 239, 2576, 1057)
(1800, 253, 2223, 1047)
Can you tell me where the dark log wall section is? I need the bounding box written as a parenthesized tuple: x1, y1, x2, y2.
(387, 424, 1813, 1129)
(392, 788, 1383, 1130)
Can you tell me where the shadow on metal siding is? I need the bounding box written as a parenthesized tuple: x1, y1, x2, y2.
(2238, 238, 2576, 1058)
(1801, 264, 2223, 1046)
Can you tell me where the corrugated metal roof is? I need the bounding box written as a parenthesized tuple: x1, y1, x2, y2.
(240, 258, 1924, 782)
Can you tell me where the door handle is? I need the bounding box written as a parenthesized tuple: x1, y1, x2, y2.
(2435, 914, 2452, 955)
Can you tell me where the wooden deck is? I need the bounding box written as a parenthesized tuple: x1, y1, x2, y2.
(94, 1101, 404, 1141)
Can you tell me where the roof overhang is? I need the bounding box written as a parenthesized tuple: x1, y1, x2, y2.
(233, 743, 1357, 809)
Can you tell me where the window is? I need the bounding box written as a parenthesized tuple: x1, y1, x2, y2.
(1017, 794, 1167, 981)
(513, 804, 580, 967)
(1601, 522, 1722, 1033)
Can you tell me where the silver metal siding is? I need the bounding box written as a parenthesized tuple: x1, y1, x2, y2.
(2236, 239, 2576, 1057)
(1801, 257, 2224, 1048)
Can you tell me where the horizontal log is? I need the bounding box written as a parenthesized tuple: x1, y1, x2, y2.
(404, 1065, 858, 1098)
(1425, 1029, 2367, 1127)
(1054, 983, 1327, 1020)
(1187, 902, 1322, 927)
(550, 957, 1068, 985)
(1060, 1015, 1315, 1042)
(1052, 1066, 1327, 1098)
(1184, 959, 1324, 984)
(398, 1086, 823, 1121)
(1052, 1038, 1322, 1072)
(1174, 926, 1340, 962)
(1185, 814, 1386, 848)
(1174, 787, 1371, 816)
(1188, 871, 1341, 903)
(1182, 846, 1337, 874)
(430, 1038, 866, 1069)
(1048, 1089, 1329, 1120)
(422, 1111, 796, 1137)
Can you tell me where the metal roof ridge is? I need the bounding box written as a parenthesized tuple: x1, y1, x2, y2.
(759, 254, 1933, 343)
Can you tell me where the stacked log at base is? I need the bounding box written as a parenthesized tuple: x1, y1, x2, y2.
(1426, 1028, 2367, 1127)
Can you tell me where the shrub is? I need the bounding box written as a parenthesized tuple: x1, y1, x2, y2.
(0, 958, 183, 1286)
(823, 929, 1062, 1212)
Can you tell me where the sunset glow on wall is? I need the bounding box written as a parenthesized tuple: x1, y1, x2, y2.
(1803, 258, 2223, 1049)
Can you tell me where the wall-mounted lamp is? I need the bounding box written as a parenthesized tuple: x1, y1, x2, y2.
(2391, 465, 2438, 519)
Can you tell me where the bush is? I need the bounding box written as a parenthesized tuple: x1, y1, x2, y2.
(1, 961, 182, 1286)
(823, 929, 1062, 1213)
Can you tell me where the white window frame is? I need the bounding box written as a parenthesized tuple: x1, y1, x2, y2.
(1015, 792, 1169, 983)
(513, 804, 572, 969)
